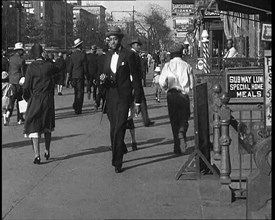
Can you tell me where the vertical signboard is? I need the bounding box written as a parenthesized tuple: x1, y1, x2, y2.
(264, 50, 272, 129)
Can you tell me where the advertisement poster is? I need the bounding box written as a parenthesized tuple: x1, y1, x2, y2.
(264, 50, 272, 128)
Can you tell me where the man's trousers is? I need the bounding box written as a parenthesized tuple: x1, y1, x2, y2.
(106, 87, 130, 168)
(167, 89, 190, 151)
(71, 78, 84, 114)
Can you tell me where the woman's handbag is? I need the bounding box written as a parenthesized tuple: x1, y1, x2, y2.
(18, 99, 28, 113)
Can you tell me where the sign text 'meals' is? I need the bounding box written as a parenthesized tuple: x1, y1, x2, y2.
(227, 74, 264, 99)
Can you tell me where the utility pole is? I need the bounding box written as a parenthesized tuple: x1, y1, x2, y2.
(65, 0, 67, 50)
(132, 6, 135, 38)
(16, 0, 22, 42)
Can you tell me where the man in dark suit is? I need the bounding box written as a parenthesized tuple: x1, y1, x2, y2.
(100, 26, 143, 173)
(130, 38, 154, 127)
(96, 47, 108, 110)
(2, 49, 9, 72)
(68, 38, 88, 114)
(86, 45, 98, 106)
(7, 42, 27, 124)
(140, 53, 148, 87)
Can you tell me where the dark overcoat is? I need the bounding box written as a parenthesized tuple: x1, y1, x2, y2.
(23, 59, 55, 134)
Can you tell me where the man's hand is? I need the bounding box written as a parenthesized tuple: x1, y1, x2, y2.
(134, 103, 141, 117)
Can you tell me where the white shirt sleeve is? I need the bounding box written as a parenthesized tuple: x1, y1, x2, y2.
(159, 63, 168, 89)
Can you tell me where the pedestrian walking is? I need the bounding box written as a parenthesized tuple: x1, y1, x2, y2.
(126, 101, 138, 151)
(55, 52, 66, 95)
(2, 49, 9, 72)
(64, 51, 72, 88)
(140, 53, 148, 87)
(152, 50, 160, 70)
(100, 26, 143, 173)
(130, 38, 154, 127)
(152, 66, 162, 103)
(22, 43, 56, 164)
(86, 44, 98, 108)
(96, 47, 108, 111)
(68, 38, 88, 115)
(6, 42, 26, 125)
(159, 44, 194, 154)
(2, 71, 15, 126)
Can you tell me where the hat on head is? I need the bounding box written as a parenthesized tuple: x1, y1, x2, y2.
(130, 38, 142, 46)
(14, 42, 25, 51)
(154, 66, 161, 72)
(73, 38, 83, 48)
(31, 43, 43, 59)
(2, 71, 9, 80)
(91, 45, 97, 50)
(169, 43, 184, 54)
(105, 26, 124, 38)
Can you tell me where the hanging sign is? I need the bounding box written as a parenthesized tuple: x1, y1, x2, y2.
(261, 23, 271, 42)
(225, 67, 264, 103)
(264, 50, 272, 129)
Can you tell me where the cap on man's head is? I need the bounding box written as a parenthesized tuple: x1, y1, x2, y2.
(130, 38, 142, 46)
(14, 42, 25, 51)
(31, 43, 43, 59)
(105, 26, 124, 38)
(169, 44, 184, 54)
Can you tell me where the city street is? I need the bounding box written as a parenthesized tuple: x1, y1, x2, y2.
(2, 66, 246, 219)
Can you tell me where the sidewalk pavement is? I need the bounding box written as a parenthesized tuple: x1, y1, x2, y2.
(2, 65, 246, 219)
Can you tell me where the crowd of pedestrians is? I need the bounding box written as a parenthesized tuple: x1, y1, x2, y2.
(2, 26, 193, 172)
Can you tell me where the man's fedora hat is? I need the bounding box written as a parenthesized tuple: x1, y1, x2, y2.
(14, 42, 25, 51)
(130, 38, 142, 46)
(73, 38, 83, 48)
(105, 26, 124, 38)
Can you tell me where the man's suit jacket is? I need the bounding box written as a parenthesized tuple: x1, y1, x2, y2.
(68, 49, 88, 79)
(8, 53, 26, 84)
(103, 46, 142, 104)
(87, 53, 98, 80)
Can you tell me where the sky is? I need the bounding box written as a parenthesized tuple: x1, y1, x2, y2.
(81, 0, 173, 28)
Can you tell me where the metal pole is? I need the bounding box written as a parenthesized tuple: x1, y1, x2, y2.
(17, 0, 22, 42)
(65, 0, 67, 50)
(5, 2, 8, 50)
(132, 6, 135, 38)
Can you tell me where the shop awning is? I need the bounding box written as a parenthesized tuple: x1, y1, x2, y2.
(216, 0, 272, 14)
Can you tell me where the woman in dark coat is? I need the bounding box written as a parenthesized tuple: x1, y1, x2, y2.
(54, 52, 66, 95)
(23, 43, 56, 164)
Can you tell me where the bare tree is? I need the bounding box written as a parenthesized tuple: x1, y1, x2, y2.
(135, 4, 173, 52)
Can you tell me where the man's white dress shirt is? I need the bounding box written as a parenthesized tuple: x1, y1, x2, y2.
(159, 57, 193, 95)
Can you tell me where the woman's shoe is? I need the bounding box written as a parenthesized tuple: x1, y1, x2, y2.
(33, 156, 41, 164)
(44, 152, 50, 160)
